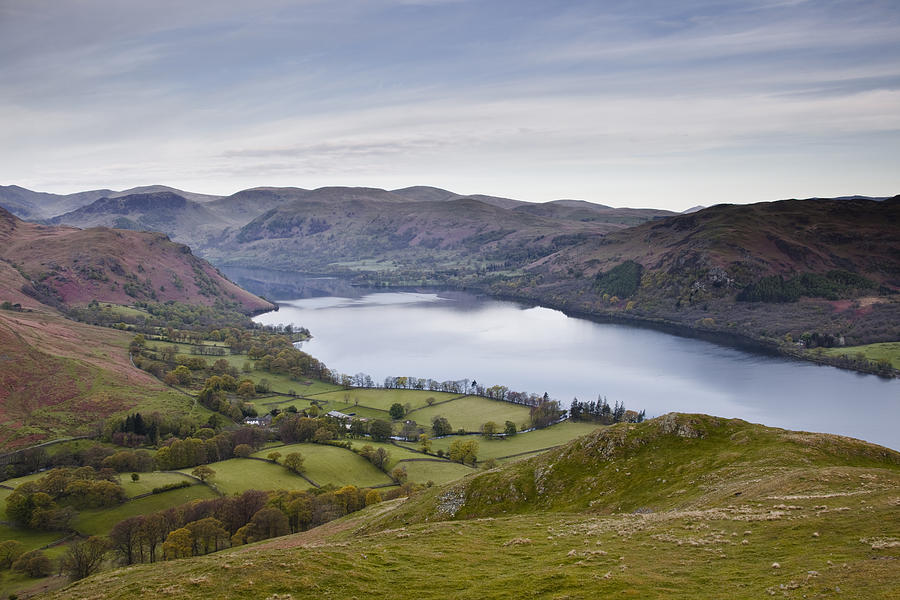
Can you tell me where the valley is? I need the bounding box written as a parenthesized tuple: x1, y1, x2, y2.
(0, 187, 897, 599)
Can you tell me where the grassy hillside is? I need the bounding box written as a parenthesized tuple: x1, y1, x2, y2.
(39, 414, 900, 599)
(0, 310, 200, 450)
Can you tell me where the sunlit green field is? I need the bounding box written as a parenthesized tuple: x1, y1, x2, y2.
(310, 388, 460, 412)
(249, 445, 393, 489)
(417, 421, 604, 461)
(819, 341, 900, 369)
(118, 471, 196, 497)
(407, 395, 532, 432)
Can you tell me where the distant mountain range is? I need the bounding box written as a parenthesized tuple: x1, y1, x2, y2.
(2, 183, 897, 371)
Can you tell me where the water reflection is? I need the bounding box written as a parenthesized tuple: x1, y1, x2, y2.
(242, 271, 899, 450)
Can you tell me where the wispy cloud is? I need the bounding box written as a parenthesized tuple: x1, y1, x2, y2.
(0, 0, 897, 208)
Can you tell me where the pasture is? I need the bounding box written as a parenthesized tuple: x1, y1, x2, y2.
(73, 484, 219, 536)
(407, 395, 532, 432)
(418, 420, 603, 462)
(249, 445, 394, 489)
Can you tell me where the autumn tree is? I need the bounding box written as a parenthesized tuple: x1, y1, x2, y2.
(283, 452, 305, 474)
(191, 465, 216, 482)
(62, 536, 109, 580)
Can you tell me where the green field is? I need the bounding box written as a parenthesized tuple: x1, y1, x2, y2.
(420, 420, 604, 462)
(118, 471, 196, 497)
(73, 484, 219, 536)
(819, 341, 900, 369)
(407, 395, 532, 432)
(250, 445, 393, 489)
(345, 440, 423, 469)
(177, 459, 310, 496)
(394, 460, 474, 485)
(0, 523, 63, 550)
(309, 389, 460, 412)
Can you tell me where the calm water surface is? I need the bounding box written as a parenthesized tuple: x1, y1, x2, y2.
(240, 273, 899, 450)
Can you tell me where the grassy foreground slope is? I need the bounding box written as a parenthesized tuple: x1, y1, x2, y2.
(46, 414, 900, 599)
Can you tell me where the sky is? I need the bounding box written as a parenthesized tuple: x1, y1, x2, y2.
(1, 0, 898, 211)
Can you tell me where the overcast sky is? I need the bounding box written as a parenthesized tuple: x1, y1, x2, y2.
(1, 0, 898, 210)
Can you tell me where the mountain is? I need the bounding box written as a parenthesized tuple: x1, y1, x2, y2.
(0, 206, 272, 312)
(0, 206, 274, 449)
(46, 191, 230, 247)
(513, 199, 674, 225)
(40, 414, 900, 599)
(0, 184, 221, 220)
(505, 197, 900, 358)
(203, 190, 624, 272)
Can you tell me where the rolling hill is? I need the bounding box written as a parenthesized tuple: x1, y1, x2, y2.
(0, 206, 275, 449)
(40, 414, 900, 599)
(0, 206, 272, 312)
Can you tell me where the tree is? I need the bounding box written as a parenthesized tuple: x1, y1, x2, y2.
(172, 365, 192, 385)
(0, 540, 25, 569)
(481, 421, 498, 438)
(163, 528, 193, 560)
(369, 419, 393, 442)
(62, 536, 109, 580)
(267, 452, 282, 464)
(191, 465, 216, 482)
(418, 433, 432, 454)
(449, 439, 479, 465)
(504, 421, 517, 437)
(390, 466, 408, 484)
(365, 489, 382, 506)
(283, 452, 305, 474)
(431, 416, 452, 437)
(389, 403, 405, 420)
(249, 507, 289, 540)
(12, 550, 52, 577)
(130, 472, 140, 482)
(109, 516, 143, 565)
(233, 444, 253, 458)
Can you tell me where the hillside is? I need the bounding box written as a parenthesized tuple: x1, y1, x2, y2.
(41, 414, 900, 599)
(202, 187, 657, 273)
(0, 207, 273, 312)
(501, 197, 900, 368)
(0, 309, 196, 450)
(46, 192, 230, 248)
(0, 185, 220, 220)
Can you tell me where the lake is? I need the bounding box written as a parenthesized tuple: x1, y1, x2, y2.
(230, 269, 900, 450)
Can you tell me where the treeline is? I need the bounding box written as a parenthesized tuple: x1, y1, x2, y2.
(737, 270, 876, 303)
(594, 260, 644, 299)
(108, 485, 401, 565)
(569, 397, 645, 424)
(4, 467, 126, 531)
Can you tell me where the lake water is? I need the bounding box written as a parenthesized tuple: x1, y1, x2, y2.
(233, 270, 900, 450)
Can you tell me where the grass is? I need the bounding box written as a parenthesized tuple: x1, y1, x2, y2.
(73, 484, 219, 536)
(344, 440, 422, 469)
(395, 460, 475, 485)
(418, 420, 604, 462)
(27, 414, 900, 600)
(249, 445, 393, 489)
(0, 523, 63, 549)
(177, 458, 312, 496)
(310, 388, 460, 412)
(118, 471, 196, 497)
(819, 341, 900, 369)
(407, 395, 532, 432)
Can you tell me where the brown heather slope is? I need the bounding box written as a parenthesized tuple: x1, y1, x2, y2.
(0, 207, 273, 312)
(0, 310, 193, 450)
(536, 197, 900, 284)
(501, 197, 900, 357)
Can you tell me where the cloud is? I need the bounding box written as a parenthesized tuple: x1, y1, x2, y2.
(0, 0, 897, 208)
